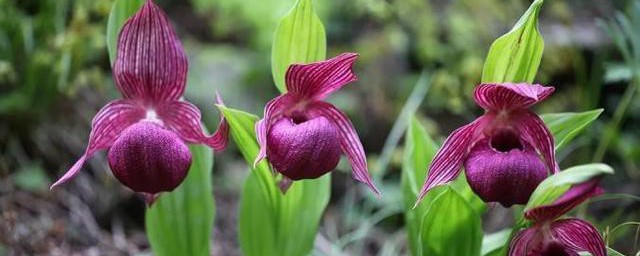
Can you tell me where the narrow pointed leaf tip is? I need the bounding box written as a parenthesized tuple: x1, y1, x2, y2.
(481, 0, 544, 83)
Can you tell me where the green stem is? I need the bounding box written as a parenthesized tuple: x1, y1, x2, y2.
(593, 78, 638, 162)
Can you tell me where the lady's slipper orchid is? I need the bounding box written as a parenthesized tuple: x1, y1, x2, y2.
(50, 0, 228, 201)
(417, 83, 557, 207)
(254, 53, 379, 194)
(509, 177, 606, 256)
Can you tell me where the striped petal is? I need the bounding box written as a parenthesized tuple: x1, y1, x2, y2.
(525, 177, 603, 222)
(551, 218, 606, 256)
(113, 0, 187, 102)
(415, 116, 488, 206)
(515, 110, 558, 175)
(307, 101, 380, 195)
(51, 100, 146, 189)
(508, 227, 538, 256)
(156, 95, 228, 151)
(285, 53, 358, 100)
(254, 94, 295, 167)
(474, 83, 554, 111)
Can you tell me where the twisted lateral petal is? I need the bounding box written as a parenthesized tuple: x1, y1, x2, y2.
(508, 227, 538, 256)
(415, 116, 487, 206)
(515, 110, 558, 174)
(551, 218, 606, 256)
(285, 53, 358, 100)
(51, 100, 146, 189)
(474, 83, 554, 111)
(307, 101, 380, 195)
(255, 94, 294, 167)
(525, 178, 603, 222)
(113, 0, 187, 101)
(157, 99, 228, 151)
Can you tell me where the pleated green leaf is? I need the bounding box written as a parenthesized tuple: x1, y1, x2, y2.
(481, 0, 544, 83)
(271, 0, 326, 93)
(401, 116, 439, 256)
(419, 187, 483, 256)
(106, 0, 144, 65)
(541, 109, 603, 151)
(218, 106, 330, 256)
(525, 163, 613, 212)
(145, 144, 215, 256)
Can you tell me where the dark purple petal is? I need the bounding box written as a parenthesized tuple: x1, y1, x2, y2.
(551, 218, 607, 256)
(285, 53, 358, 100)
(474, 83, 554, 111)
(266, 116, 341, 180)
(51, 100, 146, 189)
(508, 227, 538, 256)
(108, 121, 191, 194)
(515, 110, 558, 174)
(307, 101, 380, 195)
(415, 116, 489, 206)
(525, 178, 603, 222)
(255, 94, 295, 167)
(113, 0, 188, 101)
(464, 132, 548, 207)
(542, 243, 580, 256)
(157, 96, 229, 151)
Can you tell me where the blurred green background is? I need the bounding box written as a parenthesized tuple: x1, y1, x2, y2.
(0, 0, 638, 255)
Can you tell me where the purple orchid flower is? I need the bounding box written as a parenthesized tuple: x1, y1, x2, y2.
(50, 0, 228, 201)
(509, 177, 606, 256)
(416, 83, 558, 207)
(254, 53, 379, 194)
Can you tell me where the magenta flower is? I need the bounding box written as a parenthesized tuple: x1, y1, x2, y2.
(416, 83, 557, 207)
(254, 53, 379, 194)
(509, 177, 606, 256)
(50, 0, 228, 200)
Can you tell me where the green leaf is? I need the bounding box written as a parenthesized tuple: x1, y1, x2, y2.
(401, 116, 439, 256)
(481, 229, 511, 256)
(106, 0, 144, 65)
(606, 247, 625, 256)
(218, 106, 330, 256)
(525, 163, 614, 211)
(271, 0, 326, 93)
(419, 187, 482, 256)
(145, 144, 215, 256)
(481, 0, 544, 83)
(541, 109, 603, 151)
